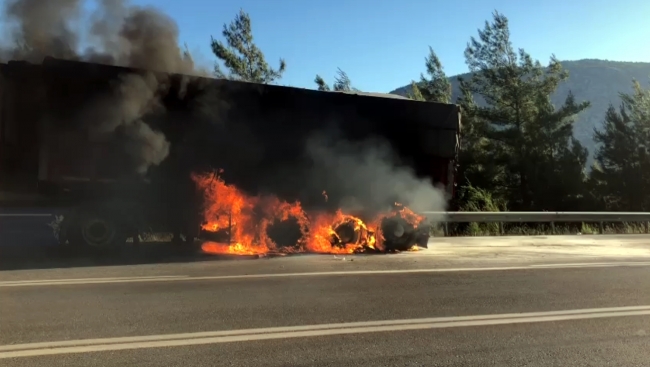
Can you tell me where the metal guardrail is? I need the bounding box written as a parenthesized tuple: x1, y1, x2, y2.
(420, 212, 650, 235)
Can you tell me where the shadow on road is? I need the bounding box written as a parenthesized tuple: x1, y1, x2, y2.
(0, 243, 391, 271)
(0, 213, 387, 271)
(0, 213, 270, 271)
(0, 242, 268, 271)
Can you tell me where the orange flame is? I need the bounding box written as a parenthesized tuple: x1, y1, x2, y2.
(192, 172, 309, 255)
(382, 202, 425, 226)
(305, 210, 376, 254)
(192, 171, 426, 256)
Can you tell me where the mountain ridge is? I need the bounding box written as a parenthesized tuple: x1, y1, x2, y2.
(389, 59, 650, 158)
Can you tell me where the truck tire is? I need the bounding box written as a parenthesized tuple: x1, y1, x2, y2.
(414, 226, 431, 249)
(380, 216, 417, 252)
(65, 205, 128, 250)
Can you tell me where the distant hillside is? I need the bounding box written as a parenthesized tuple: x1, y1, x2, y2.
(390, 59, 650, 161)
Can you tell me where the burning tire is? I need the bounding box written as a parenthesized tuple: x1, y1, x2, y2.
(380, 216, 429, 252)
(266, 216, 304, 250)
(330, 217, 376, 252)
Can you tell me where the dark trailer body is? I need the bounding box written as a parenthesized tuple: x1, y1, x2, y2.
(0, 57, 461, 249)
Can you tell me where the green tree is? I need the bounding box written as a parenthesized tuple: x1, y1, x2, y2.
(462, 11, 590, 210)
(525, 92, 590, 210)
(454, 77, 495, 199)
(407, 81, 425, 101)
(590, 81, 650, 211)
(314, 68, 358, 92)
(210, 9, 286, 83)
(419, 47, 452, 103)
(406, 47, 451, 103)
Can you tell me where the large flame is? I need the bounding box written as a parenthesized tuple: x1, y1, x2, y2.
(191, 171, 426, 256)
(305, 210, 377, 254)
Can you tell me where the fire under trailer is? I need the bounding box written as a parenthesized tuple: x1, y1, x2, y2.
(0, 57, 461, 251)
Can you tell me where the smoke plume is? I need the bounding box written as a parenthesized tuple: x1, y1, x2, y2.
(1, 0, 208, 173)
(306, 133, 447, 222)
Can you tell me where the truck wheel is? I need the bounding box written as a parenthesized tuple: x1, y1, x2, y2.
(380, 216, 419, 252)
(414, 225, 431, 249)
(67, 207, 127, 249)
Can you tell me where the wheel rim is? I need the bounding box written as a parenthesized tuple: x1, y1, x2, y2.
(391, 223, 405, 238)
(334, 221, 359, 245)
(81, 218, 116, 247)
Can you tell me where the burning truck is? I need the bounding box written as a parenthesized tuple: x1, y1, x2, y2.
(0, 57, 461, 255)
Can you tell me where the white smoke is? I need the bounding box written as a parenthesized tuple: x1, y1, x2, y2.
(306, 133, 447, 221)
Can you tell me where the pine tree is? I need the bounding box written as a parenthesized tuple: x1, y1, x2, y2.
(590, 81, 650, 211)
(314, 68, 358, 92)
(407, 81, 425, 101)
(462, 11, 589, 210)
(525, 92, 590, 210)
(418, 47, 452, 103)
(314, 75, 330, 91)
(210, 9, 286, 83)
(455, 77, 494, 194)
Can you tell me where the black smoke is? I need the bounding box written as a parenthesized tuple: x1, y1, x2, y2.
(1, 0, 209, 173)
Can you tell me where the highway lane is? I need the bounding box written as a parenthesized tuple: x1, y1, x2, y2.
(2, 264, 650, 366)
(4, 318, 649, 367)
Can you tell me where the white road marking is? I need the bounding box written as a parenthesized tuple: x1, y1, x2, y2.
(0, 213, 52, 217)
(2, 305, 650, 358)
(1, 261, 650, 288)
(529, 262, 650, 267)
(0, 275, 190, 287)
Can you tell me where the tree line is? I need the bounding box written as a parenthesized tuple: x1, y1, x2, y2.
(211, 9, 650, 213)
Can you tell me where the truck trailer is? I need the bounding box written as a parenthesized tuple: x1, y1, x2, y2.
(0, 57, 461, 251)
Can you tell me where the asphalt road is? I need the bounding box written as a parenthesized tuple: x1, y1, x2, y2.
(3, 210, 650, 365)
(2, 260, 650, 366)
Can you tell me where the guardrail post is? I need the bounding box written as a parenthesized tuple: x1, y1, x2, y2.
(599, 221, 604, 234)
(550, 222, 555, 234)
(443, 222, 449, 237)
(498, 222, 503, 235)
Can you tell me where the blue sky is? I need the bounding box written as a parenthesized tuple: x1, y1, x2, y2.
(133, 0, 650, 93)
